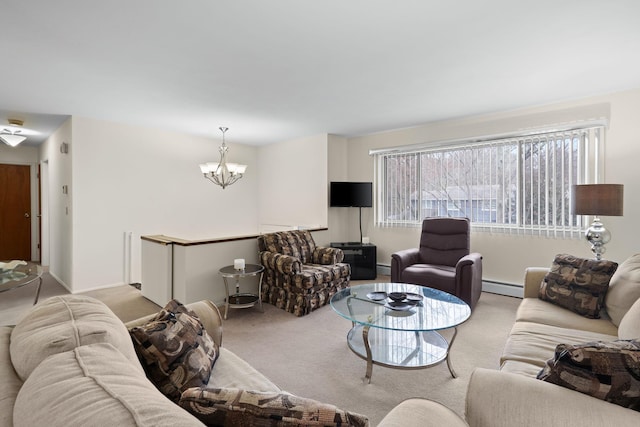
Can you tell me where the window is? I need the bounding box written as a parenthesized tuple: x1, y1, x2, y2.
(372, 125, 605, 237)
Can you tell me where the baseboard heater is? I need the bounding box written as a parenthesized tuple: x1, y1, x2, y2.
(482, 280, 523, 298)
(375, 264, 523, 298)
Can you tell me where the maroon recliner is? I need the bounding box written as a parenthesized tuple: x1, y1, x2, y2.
(391, 217, 483, 310)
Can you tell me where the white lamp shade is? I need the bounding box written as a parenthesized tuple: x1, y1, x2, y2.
(199, 163, 221, 174)
(226, 163, 247, 174)
(0, 134, 27, 147)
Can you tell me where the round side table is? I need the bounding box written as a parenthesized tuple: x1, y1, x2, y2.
(218, 264, 265, 319)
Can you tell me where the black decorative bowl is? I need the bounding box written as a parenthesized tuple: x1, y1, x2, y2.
(388, 292, 407, 302)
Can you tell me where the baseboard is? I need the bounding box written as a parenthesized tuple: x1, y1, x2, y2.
(71, 281, 127, 294)
(482, 280, 523, 298)
(48, 271, 72, 293)
(376, 264, 523, 298)
(377, 264, 391, 276)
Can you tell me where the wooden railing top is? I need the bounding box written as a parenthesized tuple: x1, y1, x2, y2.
(141, 227, 328, 247)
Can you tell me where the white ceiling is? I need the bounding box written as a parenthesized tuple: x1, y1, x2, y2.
(2, 0, 640, 147)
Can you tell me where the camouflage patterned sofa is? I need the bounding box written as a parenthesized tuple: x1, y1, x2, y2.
(257, 230, 351, 316)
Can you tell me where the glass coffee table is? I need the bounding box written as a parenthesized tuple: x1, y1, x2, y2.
(330, 283, 471, 383)
(0, 261, 44, 305)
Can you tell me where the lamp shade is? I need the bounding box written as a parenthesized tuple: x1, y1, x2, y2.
(572, 184, 624, 216)
(0, 134, 27, 147)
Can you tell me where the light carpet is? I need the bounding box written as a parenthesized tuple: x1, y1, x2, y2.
(221, 290, 520, 425)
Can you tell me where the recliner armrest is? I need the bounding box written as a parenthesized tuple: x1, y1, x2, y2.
(455, 252, 483, 309)
(391, 248, 420, 282)
(456, 252, 482, 268)
(259, 251, 302, 275)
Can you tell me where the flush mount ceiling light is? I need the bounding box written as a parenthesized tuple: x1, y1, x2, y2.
(199, 127, 247, 189)
(0, 119, 27, 147)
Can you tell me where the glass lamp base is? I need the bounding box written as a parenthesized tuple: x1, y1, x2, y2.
(585, 217, 611, 261)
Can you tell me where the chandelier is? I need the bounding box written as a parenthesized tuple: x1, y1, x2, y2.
(0, 119, 27, 147)
(199, 127, 247, 189)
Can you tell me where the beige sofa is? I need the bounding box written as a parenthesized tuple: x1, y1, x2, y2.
(379, 258, 640, 427)
(1, 295, 285, 426)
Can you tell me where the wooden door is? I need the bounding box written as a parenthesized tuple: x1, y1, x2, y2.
(0, 164, 31, 260)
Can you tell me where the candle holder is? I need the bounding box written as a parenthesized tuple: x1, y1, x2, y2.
(233, 258, 245, 271)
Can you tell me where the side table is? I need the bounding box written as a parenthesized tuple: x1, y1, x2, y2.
(218, 264, 265, 319)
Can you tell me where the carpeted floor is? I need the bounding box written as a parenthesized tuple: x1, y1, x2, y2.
(1, 273, 520, 425)
(220, 289, 519, 425)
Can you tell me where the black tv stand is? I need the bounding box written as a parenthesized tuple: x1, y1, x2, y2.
(331, 242, 377, 280)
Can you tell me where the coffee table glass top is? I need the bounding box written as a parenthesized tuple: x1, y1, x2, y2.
(330, 283, 471, 332)
(0, 261, 42, 291)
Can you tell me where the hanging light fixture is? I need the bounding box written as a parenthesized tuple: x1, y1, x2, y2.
(199, 127, 247, 189)
(0, 119, 27, 147)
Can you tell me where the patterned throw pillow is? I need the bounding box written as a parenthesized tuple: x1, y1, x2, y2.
(538, 254, 618, 318)
(537, 340, 640, 411)
(179, 387, 370, 427)
(129, 299, 219, 401)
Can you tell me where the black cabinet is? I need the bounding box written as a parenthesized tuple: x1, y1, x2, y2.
(331, 242, 377, 280)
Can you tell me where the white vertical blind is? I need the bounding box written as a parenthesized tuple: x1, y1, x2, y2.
(373, 126, 604, 237)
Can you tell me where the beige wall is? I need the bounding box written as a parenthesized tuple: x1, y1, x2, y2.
(38, 118, 73, 288)
(38, 119, 331, 293)
(336, 89, 640, 285)
(258, 134, 329, 231)
(34, 87, 640, 293)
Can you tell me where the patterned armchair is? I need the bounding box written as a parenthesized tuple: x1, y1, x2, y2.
(257, 230, 351, 316)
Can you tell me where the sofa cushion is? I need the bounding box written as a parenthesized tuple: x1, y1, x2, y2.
(178, 387, 370, 427)
(605, 254, 640, 326)
(500, 359, 545, 377)
(537, 340, 640, 411)
(378, 398, 468, 427)
(500, 321, 618, 376)
(619, 298, 640, 340)
(538, 254, 618, 318)
(1, 327, 22, 427)
(515, 298, 618, 336)
(129, 299, 219, 402)
(468, 368, 640, 427)
(209, 347, 280, 392)
(10, 295, 142, 381)
(13, 343, 203, 427)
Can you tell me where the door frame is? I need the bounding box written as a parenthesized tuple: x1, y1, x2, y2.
(0, 161, 40, 261)
(39, 160, 49, 267)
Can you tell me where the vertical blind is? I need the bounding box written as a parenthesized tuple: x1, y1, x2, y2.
(372, 126, 605, 237)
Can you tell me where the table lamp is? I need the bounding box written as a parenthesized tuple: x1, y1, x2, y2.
(572, 184, 624, 260)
